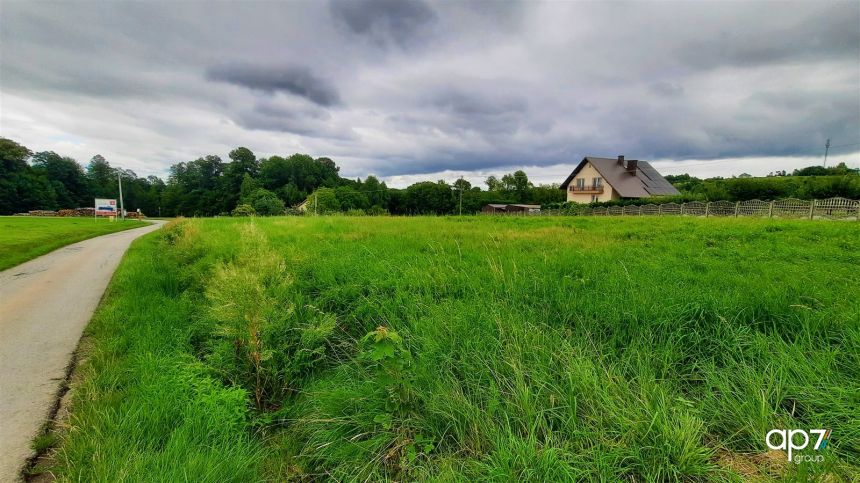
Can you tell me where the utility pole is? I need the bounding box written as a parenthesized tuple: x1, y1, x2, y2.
(314, 193, 318, 216)
(458, 177, 463, 216)
(824, 138, 831, 168)
(117, 171, 125, 221)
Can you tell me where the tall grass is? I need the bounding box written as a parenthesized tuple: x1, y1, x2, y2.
(50, 216, 859, 481)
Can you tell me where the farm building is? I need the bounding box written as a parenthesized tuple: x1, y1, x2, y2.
(560, 155, 679, 203)
(482, 204, 542, 214)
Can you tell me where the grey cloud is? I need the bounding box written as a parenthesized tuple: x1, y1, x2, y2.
(432, 90, 527, 117)
(206, 64, 341, 107)
(678, 3, 860, 69)
(233, 102, 355, 140)
(329, 0, 437, 48)
(650, 81, 684, 98)
(1, 1, 858, 180)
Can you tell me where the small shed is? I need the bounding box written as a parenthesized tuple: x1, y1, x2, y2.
(481, 204, 541, 214)
(482, 204, 510, 214)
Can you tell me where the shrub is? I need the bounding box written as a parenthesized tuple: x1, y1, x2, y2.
(205, 224, 291, 408)
(366, 205, 389, 216)
(232, 204, 256, 217)
(245, 188, 285, 216)
(204, 223, 335, 409)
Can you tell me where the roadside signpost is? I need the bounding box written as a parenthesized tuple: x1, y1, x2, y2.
(94, 199, 118, 220)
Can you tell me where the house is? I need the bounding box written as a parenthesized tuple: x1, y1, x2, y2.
(482, 204, 542, 214)
(295, 199, 309, 212)
(559, 155, 679, 203)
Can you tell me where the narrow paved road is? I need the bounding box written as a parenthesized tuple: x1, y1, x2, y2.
(0, 220, 164, 482)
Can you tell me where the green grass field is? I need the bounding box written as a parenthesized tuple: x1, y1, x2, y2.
(45, 216, 859, 481)
(0, 217, 148, 271)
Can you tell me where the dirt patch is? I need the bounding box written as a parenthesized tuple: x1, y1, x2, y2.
(714, 449, 789, 480)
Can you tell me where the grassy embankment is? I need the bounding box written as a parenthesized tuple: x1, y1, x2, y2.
(43, 216, 859, 481)
(0, 217, 147, 271)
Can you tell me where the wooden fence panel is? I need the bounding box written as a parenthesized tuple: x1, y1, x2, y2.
(607, 206, 623, 216)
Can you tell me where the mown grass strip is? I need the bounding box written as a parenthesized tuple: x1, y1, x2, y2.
(0, 217, 147, 270)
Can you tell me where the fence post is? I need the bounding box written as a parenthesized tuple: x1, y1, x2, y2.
(658, 204, 662, 215)
(734, 201, 739, 217)
(681, 203, 685, 215)
(705, 202, 710, 217)
(768, 201, 774, 218)
(809, 199, 815, 220)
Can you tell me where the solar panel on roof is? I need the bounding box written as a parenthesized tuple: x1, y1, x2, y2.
(637, 162, 680, 195)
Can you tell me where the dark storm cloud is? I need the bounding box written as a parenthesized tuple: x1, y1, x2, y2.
(677, 3, 860, 69)
(329, 0, 437, 48)
(1, 1, 858, 180)
(231, 102, 356, 141)
(206, 64, 341, 107)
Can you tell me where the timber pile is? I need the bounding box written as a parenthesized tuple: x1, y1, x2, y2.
(21, 207, 144, 218)
(57, 207, 96, 217)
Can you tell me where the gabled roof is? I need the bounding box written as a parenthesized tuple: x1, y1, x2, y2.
(560, 157, 680, 197)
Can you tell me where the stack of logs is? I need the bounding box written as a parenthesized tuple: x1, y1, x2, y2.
(20, 207, 144, 218)
(57, 208, 96, 217)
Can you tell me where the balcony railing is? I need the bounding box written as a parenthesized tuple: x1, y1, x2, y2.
(569, 185, 604, 193)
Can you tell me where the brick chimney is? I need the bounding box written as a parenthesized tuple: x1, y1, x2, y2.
(626, 159, 638, 172)
(618, 155, 637, 173)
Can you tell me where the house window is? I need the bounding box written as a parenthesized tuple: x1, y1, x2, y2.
(592, 177, 602, 187)
(591, 194, 599, 202)
(576, 178, 585, 189)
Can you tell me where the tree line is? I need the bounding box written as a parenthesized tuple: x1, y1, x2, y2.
(0, 137, 564, 216)
(9, 134, 849, 216)
(664, 165, 859, 202)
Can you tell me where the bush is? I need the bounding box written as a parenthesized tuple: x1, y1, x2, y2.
(366, 205, 389, 216)
(204, 223, 335, 409)
(232, 204, 256, 217)
(245, 188, 285, 216)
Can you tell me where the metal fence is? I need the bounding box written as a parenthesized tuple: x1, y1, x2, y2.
(536, 197, 860, 220)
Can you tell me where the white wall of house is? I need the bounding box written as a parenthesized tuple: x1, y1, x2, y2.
(565, 162, 619, 203)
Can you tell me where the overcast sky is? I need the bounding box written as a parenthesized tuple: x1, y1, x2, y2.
(1, 1, 858, 187)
